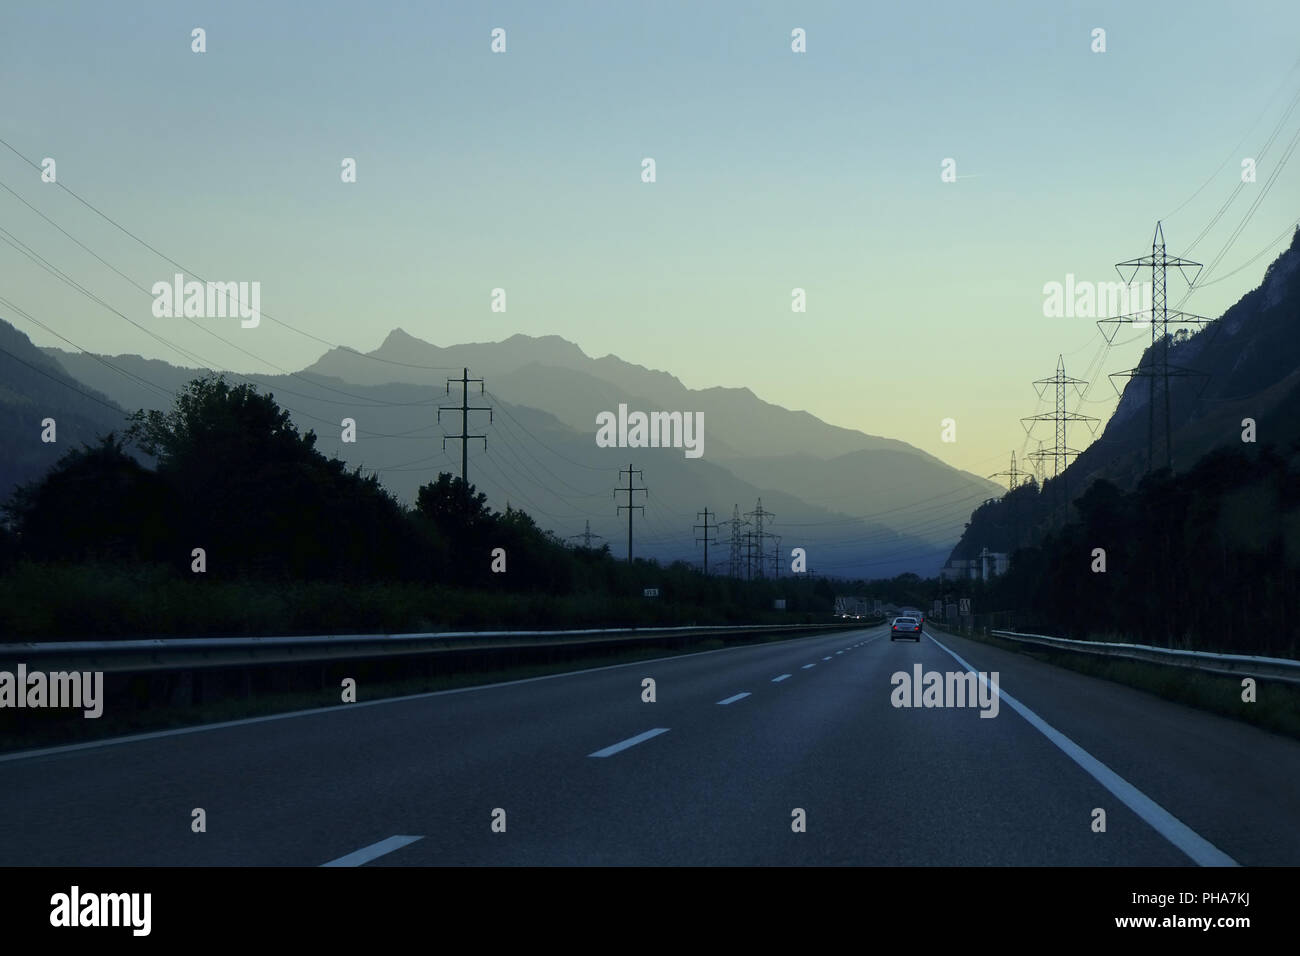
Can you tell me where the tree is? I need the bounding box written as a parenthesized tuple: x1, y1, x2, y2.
(415, 474, 494, 536)
(3, 433, 170, 563)
(124, 374, 414, 580)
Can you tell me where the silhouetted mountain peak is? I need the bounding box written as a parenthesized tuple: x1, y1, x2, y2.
(378, 328, 426, 349)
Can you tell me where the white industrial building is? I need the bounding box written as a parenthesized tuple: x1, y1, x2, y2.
(939, 547, 1009, 581)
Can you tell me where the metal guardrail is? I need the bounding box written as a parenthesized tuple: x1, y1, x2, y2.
(989, 629, 1300, 685)
(0, 622, 866, 674)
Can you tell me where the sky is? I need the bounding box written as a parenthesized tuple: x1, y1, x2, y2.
(2, 0, 1298, 480)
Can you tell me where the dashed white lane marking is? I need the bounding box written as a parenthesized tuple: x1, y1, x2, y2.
(801, 664, 816, 669)
(717, 693, 751, 705)
(836, 651, 844, 655)
(926, 634, 1238, 868)
(822, 656, 832, 661)
(588, 728, 671, 757)
(771, 674, 792, 683)
(0, 629, 848, 764)
(321, 835, 423, 867)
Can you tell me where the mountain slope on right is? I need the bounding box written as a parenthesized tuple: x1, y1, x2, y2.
(951, 227, 1300, 561)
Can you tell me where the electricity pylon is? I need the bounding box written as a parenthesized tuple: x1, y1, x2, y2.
(1098, 222, 1212, 473)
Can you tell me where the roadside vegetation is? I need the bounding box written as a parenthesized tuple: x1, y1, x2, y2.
(0, 375, 836, 638)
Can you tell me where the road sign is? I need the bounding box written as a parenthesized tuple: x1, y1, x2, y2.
(933, 600, 943, 617)
(643, 588, 660, 598)
(773, 599, 786, 610)
(959, 598, 971, 616)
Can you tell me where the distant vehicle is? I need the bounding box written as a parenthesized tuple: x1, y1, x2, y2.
(890, 616, 922, 642)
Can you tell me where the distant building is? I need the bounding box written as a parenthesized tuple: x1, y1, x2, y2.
(939, 547, 1008, 581)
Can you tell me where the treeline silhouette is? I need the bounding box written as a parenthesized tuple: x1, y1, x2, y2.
(0, 376, 834, 637)
(986, 443, 1300, 656)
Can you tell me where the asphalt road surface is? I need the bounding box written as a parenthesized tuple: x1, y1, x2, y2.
(3, 624, 1298, 865)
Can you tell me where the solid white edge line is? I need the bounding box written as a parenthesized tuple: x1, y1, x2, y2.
(716, 692, 751, 705)
(588, 727, 671, 757)
(321, 835, 423, 867)
(0, 625, 889, 763)
(925, 633, 1238, 867)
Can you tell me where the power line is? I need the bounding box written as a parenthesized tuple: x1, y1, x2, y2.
(1161, 55, 1300, 223)
(0, 342, 129, 415)
(0, 235, 445, 441)
(0, 293, 175, 402)
(0, 139, 461, 374)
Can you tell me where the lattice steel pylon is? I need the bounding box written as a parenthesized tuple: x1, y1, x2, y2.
(721, 504, 748, 579)
(989, 451, 1030, 491)
(569, 520, 604, 550)
(1098, 222, 1212, 474)
(1023, 356, 1097, 523)
(990, 451, 1032, 551)
(744, 498, 776, 580)
(1023, 356, 1097, 479)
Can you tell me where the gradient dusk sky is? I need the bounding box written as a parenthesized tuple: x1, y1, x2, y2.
(2, 1, 1298, 478)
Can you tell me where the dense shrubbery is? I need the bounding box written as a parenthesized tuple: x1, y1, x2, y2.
(986, 443, 1300, 656)
(0, 561, 831, 638)
(0, 375, 836, 637)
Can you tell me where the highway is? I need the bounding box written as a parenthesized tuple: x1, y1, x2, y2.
(2, 624, 1298, 866)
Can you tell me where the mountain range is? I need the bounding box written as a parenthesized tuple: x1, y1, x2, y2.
(0, 326, 1007, 578)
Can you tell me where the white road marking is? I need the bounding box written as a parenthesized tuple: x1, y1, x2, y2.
(822, 656, 832, 661)
(801, 664, 816, 669)
(771, 674, 792, 683)
(927, 634, 1238, 868)
(836, 651, 844, 655)
(716, 693, 751, 705)
(0, 630, 860, 764)
(321, 835, 422, 867)
(589, 727, 671, 757)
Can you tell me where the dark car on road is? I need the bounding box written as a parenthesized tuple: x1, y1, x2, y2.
(890, 616, 922, 642)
